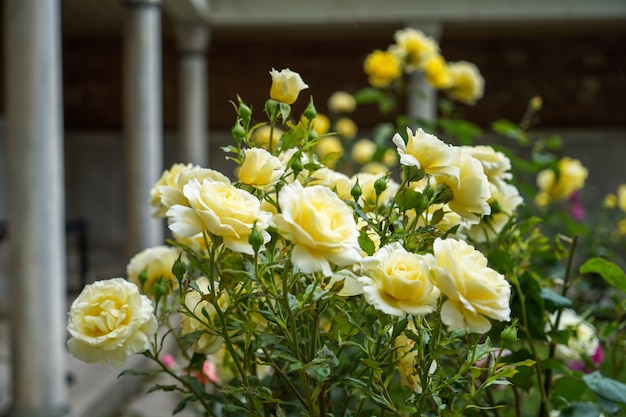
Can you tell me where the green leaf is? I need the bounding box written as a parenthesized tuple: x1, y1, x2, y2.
(491, 119, 528, 145)
(358, 229, 376, 256)
(172, 397, 189, 415)
(540, 287, 572, 312)
(117, 368, 156, 379)
(179, 330, 204, 350)
(146, 384, 178, 393)
(560, 401, 602, 417)
(583, 371, 626, 404)
(580, 257, 626, 293)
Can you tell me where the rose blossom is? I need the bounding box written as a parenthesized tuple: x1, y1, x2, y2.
(447, 61, 485, 105)
(126, 245, 181, 296)
(548, 309, 600, 363)
(67, 278, 157, 368)
(432, 238, 511, 333)
(393, 127, 460, 178)
(269, 68, 309, 105)
(166, 179, 272, 255)
(238, 147, 285, 187)
(360, 242, 440, 317)
(181, 277, 227, 355)
(271, 181, 361, 276)
(461, 145, 513, 189)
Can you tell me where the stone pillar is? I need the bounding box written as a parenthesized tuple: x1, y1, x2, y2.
(176, 24, 210, 167)
(123, 0, 164, 256)
(406, 22, 443, 127)
(4, 1, 69, 416)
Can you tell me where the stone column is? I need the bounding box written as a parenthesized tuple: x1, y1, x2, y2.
(4, 1, 69, 416)
(406, 22, 443, 127)
(123, 0, 164, 257)
(176, 24, 210, 167)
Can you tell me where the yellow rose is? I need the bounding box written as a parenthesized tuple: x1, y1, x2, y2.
(238, 148, 285, 187)
(391, 27, 439, 72)
(395, 323, 437, 393)
(151, 164, 231, 217)
(432, 238, 511, 334)
(335, 117, 358, 139)
(166, 179, 272, 255)
(271, 181, 361, 276)
(363, 49, 402, 88)
(269, 68, 309, 105)
(447, 61, 485, 105)
(536, 156, 588, 202)
(617, 184, 626, 213)
(548, 309, 599, 362)
(327, 91, 356, 114)
(307, 167, 353, 201)
(351, 139, 377, 165)
(67, 278, 157, 368)
(250, 125, 284, 149)
(435, 149, 492, 224)
(360, 242, 440, 316)
(423, 54, 452, 89)
(311, 113, 331, 135)
(126, 245, 181, 296)
(315, 135, 343, 168)
(464, 182, 523, 243)
(352, 172, 399, 209)
(393, 127, 459, 178)
(361, 162, 389, 176)
(381, 148, 399, 167)
(181, 277, 227, 355)
(461, 145, 513, 189)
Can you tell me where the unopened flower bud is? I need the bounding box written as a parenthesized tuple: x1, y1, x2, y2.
(303, 98, 317, 121)
(248, 225, 265, 254)
(374, 176, 388, 197)
(351, 180, 362, 201)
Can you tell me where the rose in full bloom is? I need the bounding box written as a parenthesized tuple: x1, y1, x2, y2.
(447, 61, 485, 105)
(363, 49, 402, 88)
(335, 117, 358, 139)
(393, 127, 459, 178)
(423, 54, 452, 89)
(166, 179, 272, 255)
(150, 163, 230, 218)
(463, 182, 523, 243)
(461, 145, 513, 189)
(126, 245, 181, 296)
(391, 27, 439, 73)
(548, 309, 600, 363)
(351, 139, 377, 165)
(67, 278, 158, 368)
(434, 149, 492, 224)
(269, 68, 309, 105)
(535, 156, 588, 204)
(271, 181, 361, 276)
(327, 91, 356, 114)
(181, 277, 227, 355)
(238, 148, 285, 187)
(360, 242, 440, 317)
(151, 164, 231, 218)
(431, 238, 511, 333)
(250, 125, 284, 149)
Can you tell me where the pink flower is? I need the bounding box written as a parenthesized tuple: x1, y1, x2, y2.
(569, 191, 586, 221)
(161, 353, 177, 369)
(568, 344, 604, 373)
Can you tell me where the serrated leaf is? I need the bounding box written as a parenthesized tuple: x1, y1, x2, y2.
(179, 330, 204, 350)
(117, 368, 156, 379)
(146, 384, 178, 393)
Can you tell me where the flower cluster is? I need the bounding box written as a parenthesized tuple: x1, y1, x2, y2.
(67, 64, 626, 417)
(363, 27, 484, 105)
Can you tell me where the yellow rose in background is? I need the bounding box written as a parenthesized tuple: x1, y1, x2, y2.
(423, 54, 452, 89)
(391, 27, 439, 73)
(315, 135, 343, 168)
(360, 242, 440, 317)
(271, 181, 362, 276)
(351, 139, 377, 165)
(311, 113, 331, 135)
(166, 179, 272, 255)
(617, 184, 626, 213)
(269, 68, 309, 105)
(151, 164, 231, 218)
(327, 91, 356, 114)
(335, 117, 358, 139)
(238, 148, 285, 187)
(447, 61, 485, 105)
(67, 278, 157, 368)
(536, 156, 588, 202)
(393, 127, 459, 178)
(395, 324, 437, 393)
(548, 309, 599, 362)
(381, 148, 399, 167)
(461, 145, 513, 189)
(435, 149, 492, 224)
(250, 125, 284, 149)
(181, 277, 227, 355)
(307, 167, 353, 201)
(364, 49, 402, 88)
(361, 162, 389, 176)
(126, 245, 181, 296)
(432, 238, 511, 334)
(352, 172, 399, 208)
